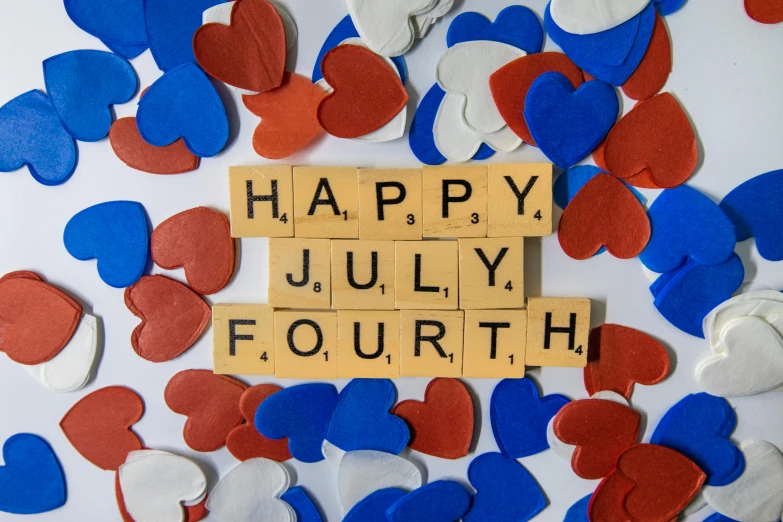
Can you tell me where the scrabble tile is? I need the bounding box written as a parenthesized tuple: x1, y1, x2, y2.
(212, 304, 275, 375)
(331, 240, 395, 310)
(274, 310, 338, 379)
(268, 238, 331, 309)
(526, 297, 591, 368)
(228, 165, 294, 238)
(395, 240, 459, 309)
(459, 237, 524, 309)
(337, 310, 401, 378)
(487, 163, 553, 237)
(358, 168, 423, 240)
(422, 165, 488, 238)
(293, 166, 359, 238)
(400, 310, 464, 377)
(463, 309, 527, 378)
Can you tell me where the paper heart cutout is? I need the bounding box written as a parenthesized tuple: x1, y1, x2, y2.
(558, 173, 651, 260)
(164, 369, 247, 452)
(651, 393, 744, 486)
(338, 450, 422, 512)
(464, 452, 546, 522)
(525, 73, 618, 169)
(255, 383, 338, 463)
(622, 12, 671, 101)
(151, 206, 234, 295)
(226, 384, 292, 462)
(0, 271, 81, 365)
(124, 275, 211, 362)
(590, 444, 705, 522)
(344, 488, 407, 522)
(318, 45, 408, 139)
(0, 90, 76, 186)
(655, 0, 688, 16)
(207, 458, 294, 521)
(386, 481, 471, 522)
(110, 117, 199, 174)
(326, 379, 410, 454)
(243, 72, 326, 160)
(551, 0, 649, 35)
(554, 399, 641, 479)
(115, 472, 208, 522)
(490, 377, 570, 458)
(593, 137, 665, 189)
(585, 324, 670, 399)
(447, 5, 543, 54)
(720, 169, 783, 261)
(194, 0, 286, 92)
(64, 0, 148, 47)
(745, 0, 783, 23)
(392, 377, 473, 459)
(564, 494, 592, 522)
(281, 486, 322, 522)
(346, 0, 432, 57)
(0, 434, 66, 515)
(64, 200, 149, 288)
(554, 166, 646, 220)
(703, 290, 783, 348)
(136, 63, 229, 157)
(43, 50, 136, 142)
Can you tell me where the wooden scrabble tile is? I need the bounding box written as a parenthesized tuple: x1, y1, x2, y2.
(458, 237, 524, 309)
(228, 165, 294, 238)
(212, 304, 275, 375)
(268, 238, 331, 309)
(358, 168, 422, 240)
(337, 310, 401, 378)
(526, 297, 591, 368)
(487, 163, 553, 237)
(463, 309, 527, 378)
(293, 166, 359, 238)
(331, 240, 395, 310)
(395, 240, 459, 310)
(422, 166, 488, 237)
(400, 310, 464, 377)
(274, 310, 338, 379)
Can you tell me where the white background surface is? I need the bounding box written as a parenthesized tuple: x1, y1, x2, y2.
(0, 0, 783, 521)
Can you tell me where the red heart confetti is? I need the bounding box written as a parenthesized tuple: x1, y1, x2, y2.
(226, 384, 292, 462)
(151, 207, 235, 295)
(745, 0, 783, 24)
(110, 117, 199, 175)
(124, 275, 211, 363)
(622, 13, 671, 101)
(115, 471, 208, 522)
(592, 139, 663, 189)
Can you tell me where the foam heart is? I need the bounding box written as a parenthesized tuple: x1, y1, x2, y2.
(202, 1, 297, 57)
(621, 12, 671, 101)
(0, 434, 66, 515)
(703, 513, 738, 522)
(0, 271, 81, 365)
(720, 169, 783, 261)
(255, 383, 338, 463)
(64, 200, 149, 288)
(60, 386, 144, 470)
(554, 399, 641, 479)
(392, 378, 473, 459)
(641, 185, 736, 273)
(655, 0, 688, 16)
(490, 377, 570, 458)
(584, 324, 670, 399)
(281, 486, 322, 522)
(164, 369, 247, 452)
(193, 0, 285, 92)
(206, 458, 295, 522)
(651, 254, 744, 338)
(119, 449, 207, 522)
(651, 393, 744, 486)
(702, 290, 783, 348)
(43, 50, 136, 142)
(464, 452, 546, 522)
(151, 207, 234, 295)
(447, 6, 543, 54)
(326, 379, 409, 454)
(558, 173, 651, 260)
(124, 275, 211, 362)
(63, 0, 148, 48)
(0, 90, 76, 186)
(386, 481, 471, 522)
(524, 73, 618, 169)
(101, 39, 148, 59)
(413, 0, 453, 38)
(114, 472, 208, 522)
(345, 489, 407, 522)
(437, 40, 525, 135)
(110, 117, 199, 174)
(564, 494, 591, 522)
(226, 384, 292, 462)
(346, 0, 433, 57)
(704, 439, 783, 522)
(136, 63, 228, 157)
(317, 45, 408, 139)
(590, 444, 705, 522)
(338, 450, 422, 513)
(550, 0, 649, 35)
(243, 72, 326, 160)
(554, 166, 647, 217)
(745, 0, 783, 23)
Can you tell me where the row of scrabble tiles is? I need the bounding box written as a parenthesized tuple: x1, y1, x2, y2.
(228, 164, 553, 239)
(212, 298, 591, 378)
(269, 237, 526, 310)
